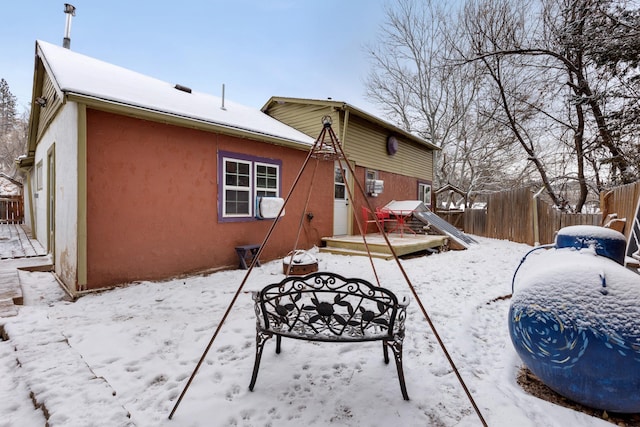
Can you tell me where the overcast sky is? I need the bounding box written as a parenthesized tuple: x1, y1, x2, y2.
(2, 1, 390, 117)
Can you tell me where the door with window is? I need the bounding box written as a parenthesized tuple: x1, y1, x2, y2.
(418, 182, 432, 209)
(333, 162, 349, 235)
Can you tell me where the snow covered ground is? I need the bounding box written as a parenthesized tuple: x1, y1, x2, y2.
(0, 237, 625, 426)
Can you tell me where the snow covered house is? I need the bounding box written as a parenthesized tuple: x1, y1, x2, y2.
(0, 173, 22, 197)
(262, 97, 440, 235)
(18, 40, 334, 294)
(18, 41, 440, 295)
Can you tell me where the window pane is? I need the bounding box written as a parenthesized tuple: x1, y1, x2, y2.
(256, 163, 279, 196)
(335, 184, 345, 199)
(225, 189, 250, 214)
(225, 160, 250, 189)
(257, 190, 278, 198)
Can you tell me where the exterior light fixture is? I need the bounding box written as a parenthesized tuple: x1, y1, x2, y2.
(35, 97, 47, 107)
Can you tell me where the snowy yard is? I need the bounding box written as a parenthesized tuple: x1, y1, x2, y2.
(0, 237, 625, 426)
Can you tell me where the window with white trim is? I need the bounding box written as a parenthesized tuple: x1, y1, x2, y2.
(220, 152, 281, 219)
(255, 163, 279, 198)
(36, 161, 43, 191)
(418, 182, 432, 207)
(224, 159, 251, 216)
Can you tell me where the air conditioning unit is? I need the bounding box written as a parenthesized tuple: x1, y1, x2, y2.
(256, 197, 285, 219)
(366, 179, 384, 197)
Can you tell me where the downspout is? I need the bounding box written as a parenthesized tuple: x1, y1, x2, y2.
(341, 107, 350, 148)
(26, 170, 36, 237)
(532, 186, 545, 246)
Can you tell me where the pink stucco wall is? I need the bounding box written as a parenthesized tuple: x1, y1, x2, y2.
(351, 166, 430, 235)
(85, 109, 333, 289)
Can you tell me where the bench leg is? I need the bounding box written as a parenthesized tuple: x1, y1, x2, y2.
(249, 331, 272, 391)
(276, 335, 282, 354)
(386, 340, 410, 400)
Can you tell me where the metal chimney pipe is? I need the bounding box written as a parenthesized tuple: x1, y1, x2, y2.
(63, 4, 76, 49)
(221, 84, 227, 110)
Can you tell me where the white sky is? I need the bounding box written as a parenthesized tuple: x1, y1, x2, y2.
(1, 1, 391, 117)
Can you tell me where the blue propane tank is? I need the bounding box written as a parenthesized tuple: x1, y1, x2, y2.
(509, 227, 640, 413)
(555, 225, 626, 264)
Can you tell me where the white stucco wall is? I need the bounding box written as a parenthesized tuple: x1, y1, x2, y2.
(33, 102, 79, 288)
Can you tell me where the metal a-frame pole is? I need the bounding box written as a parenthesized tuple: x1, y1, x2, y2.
(322, 119, 488, 427)
(170, 117, 487, 426)
(169, 119, 337, 420)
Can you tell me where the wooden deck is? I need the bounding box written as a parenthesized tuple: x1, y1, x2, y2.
(321, 233, 448, 259)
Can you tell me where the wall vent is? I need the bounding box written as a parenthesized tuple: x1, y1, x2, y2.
(174, 84, 192, 94)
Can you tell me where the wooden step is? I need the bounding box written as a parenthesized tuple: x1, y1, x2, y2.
(0, 270, 22, 305)
(319, 247, 394, 260)
(0, 299, 18, 318)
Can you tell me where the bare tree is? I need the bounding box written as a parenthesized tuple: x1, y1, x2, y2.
(366, 0, 490, 194)
(0, 78, 27, 178)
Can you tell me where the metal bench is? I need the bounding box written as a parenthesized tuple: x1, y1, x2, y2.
(249, 271, 410, 400)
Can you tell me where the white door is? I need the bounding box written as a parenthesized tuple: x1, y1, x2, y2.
(333, 162, 349, 235)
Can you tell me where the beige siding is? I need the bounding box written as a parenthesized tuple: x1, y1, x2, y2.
(264, 100, 434, 182)
(265, 103, 341, 140)
(37, 73, 62, 140)
(344, 116, 433, 181)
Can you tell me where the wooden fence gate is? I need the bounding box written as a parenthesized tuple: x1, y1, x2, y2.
(0, 195, 24, 224)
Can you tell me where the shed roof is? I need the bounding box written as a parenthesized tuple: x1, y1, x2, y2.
(261, 96, 440, 151)
(0, 173, 23, 196)
(32, 41, 314, 148)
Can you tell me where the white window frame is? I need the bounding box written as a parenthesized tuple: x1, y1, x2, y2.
(254, 162, 280, 199)
(222, 158, 252, 218)
(220, 154, 282, 219)
(36, 161, 43, 191)
(419, 182, 432, 207)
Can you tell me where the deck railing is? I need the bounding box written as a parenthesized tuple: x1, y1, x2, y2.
(0, 195, 24, 224)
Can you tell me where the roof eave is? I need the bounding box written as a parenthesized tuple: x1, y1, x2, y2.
(262, 96, 441, 151)
(66, 93, 314, 151)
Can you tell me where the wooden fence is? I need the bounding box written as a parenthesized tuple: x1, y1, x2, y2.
(463, 187, 602, 246)
(600, 180, 640, 241)
(0, 195, 24, 224)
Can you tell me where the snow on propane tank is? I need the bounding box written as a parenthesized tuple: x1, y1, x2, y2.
(555, 225, 627, 265)
(509, 227, 640, 413)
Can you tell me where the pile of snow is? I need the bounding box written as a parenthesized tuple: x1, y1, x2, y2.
(0, 237, 629, 426)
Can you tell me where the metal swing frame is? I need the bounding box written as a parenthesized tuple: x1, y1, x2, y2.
(169, 117, 487, 426)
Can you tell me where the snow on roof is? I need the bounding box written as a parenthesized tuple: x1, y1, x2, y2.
(36, 40, 314, 147)
(0, 174, 22, 196)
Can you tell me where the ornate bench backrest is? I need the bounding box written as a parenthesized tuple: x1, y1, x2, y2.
(255, 272, 404, 341)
